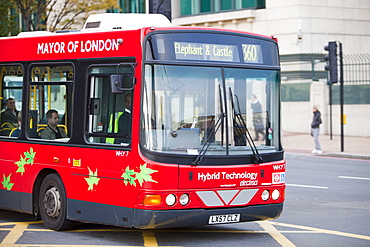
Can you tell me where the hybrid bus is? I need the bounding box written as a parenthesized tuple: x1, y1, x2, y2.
(0, 13, 285, 230)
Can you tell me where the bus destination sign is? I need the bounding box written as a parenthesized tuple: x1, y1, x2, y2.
(174, 42, 239, 63)
(173, 42, 263, 64)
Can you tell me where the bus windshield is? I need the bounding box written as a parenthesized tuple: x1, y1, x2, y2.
(141, 64, 280, 156)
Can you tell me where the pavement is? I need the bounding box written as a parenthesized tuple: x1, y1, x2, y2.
(282, 132, 370, 160)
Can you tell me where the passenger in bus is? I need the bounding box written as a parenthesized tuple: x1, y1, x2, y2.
(1, 98, 20, 128)
(10, 112, 39, 138)
(40, 109, 68, 140)
(115, 93, 132, 144)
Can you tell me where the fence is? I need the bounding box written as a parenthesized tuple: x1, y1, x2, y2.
(280, 53, 370, 85)
(280, 53, 370, 104)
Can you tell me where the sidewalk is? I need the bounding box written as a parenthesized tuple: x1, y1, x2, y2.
(282, 132, 370, 160)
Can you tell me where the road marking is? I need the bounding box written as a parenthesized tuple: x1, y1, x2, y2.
(1, 220, 369, 246)
(338, 176, 370, 181)
(142, 230, 158, 247)
(258, 221, 296, 247)
(0, 221, 30, 246)
(286, 183, 328, 189)
(271, 222, 370, 241)
(0, 245, 141, 247)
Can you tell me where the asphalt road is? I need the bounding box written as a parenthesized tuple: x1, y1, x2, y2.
(1, 153, 369, 247)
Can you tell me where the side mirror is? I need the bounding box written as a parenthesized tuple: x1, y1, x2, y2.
(110, 74, 135, 93)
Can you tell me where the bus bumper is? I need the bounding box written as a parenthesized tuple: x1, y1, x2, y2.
(132, 203, 283, 229)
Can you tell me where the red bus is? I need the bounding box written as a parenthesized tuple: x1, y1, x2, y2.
(0, 13, 285, 230)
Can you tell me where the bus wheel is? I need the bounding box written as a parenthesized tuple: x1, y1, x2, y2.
(39, 173, 74, 230)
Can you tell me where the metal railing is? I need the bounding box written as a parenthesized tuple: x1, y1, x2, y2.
(280, 53, 370, 85)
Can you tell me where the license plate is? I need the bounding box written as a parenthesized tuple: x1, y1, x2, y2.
(208, 214, 240, 224)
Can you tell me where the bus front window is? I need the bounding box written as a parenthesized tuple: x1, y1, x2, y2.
(141, 65, 280, 156)
(142, 65, 224, 154)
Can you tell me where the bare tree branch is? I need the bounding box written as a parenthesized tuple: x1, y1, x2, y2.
(13, 0, 119, 32)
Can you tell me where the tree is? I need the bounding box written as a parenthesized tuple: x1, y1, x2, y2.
(13, 0, 47, 31)
(46, 0, 119, 32)
(13, 0, 119, 32)
(0, 1, 19, 36)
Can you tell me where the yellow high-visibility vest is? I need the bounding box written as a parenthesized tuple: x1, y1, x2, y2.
(106, 112, 123, 144)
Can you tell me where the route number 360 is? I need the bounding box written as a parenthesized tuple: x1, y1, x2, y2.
(242, 44, 259, 62)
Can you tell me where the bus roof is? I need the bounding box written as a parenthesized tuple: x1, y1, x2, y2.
(0, 14, 276, 63)
(82, 13, 173, 31)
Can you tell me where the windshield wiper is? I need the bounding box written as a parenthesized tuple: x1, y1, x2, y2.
(230, 87, 263, 164)
(192, 112, 226, 165)
(192, 84, 225, 165)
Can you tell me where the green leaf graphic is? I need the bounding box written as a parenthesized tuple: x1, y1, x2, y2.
(121, 163, 157, 187)
(15, 148, 36, 175)
(24, 147, 36, 165)
(84, 167, 100, 191)
(2, 174, 14, 190)
(136, 163, 158, 186)
(122, 167, 136, 186)
(15, 156, 27, 175)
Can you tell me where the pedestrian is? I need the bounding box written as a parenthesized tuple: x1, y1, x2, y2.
(311, 106, 322, 154)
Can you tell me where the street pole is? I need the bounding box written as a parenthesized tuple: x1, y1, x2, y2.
(329, 84, 332, 140)
(339, 42, 344, 152)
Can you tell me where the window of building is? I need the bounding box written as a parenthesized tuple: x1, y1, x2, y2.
(181, 0, 193, 15)
(108, 0, 145, 13)
(243, 0, 265, 8)
(221, 0, 232, 10)
(281, 83, 310, 102)
(180, 0, 265, 16)
(201, 0, 212, 13)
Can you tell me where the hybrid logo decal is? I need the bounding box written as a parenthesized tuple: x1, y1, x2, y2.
(198, 171, 258, 186)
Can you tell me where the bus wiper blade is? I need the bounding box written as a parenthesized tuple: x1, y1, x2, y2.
(235, 112, 263, 164)
(229, 87, 263, 164)
(192, 113, 226, 165)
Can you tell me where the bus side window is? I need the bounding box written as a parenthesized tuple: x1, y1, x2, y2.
(0, 65, 23, 137)
(28, 64, 73, 141)
(86, 65, 134, 146)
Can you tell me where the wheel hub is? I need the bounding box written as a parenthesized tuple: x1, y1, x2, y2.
(43, 187, 61, 218)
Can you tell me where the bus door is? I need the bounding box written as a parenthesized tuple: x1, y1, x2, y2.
(86, 64, 135, 146)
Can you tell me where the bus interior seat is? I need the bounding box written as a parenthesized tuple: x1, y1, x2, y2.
(0, 122, 13, 136)
(37, 124, 68, 134)
(8, 128, 17, 137)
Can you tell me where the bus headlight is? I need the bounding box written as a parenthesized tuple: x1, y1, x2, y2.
(271, 189, 280, 200)
(261, 190, 270, 201)
(165, 194, 176, 206)
(179, 193, 189, 205)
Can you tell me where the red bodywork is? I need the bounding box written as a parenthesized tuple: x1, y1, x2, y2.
(0, 26, 285, 227)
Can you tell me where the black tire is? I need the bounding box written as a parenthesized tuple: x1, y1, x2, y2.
(39, 173, 74, 230)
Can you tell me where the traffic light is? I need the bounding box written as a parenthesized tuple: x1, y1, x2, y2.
(149, 0, 172, 21)
(324, 41, 338, 84)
